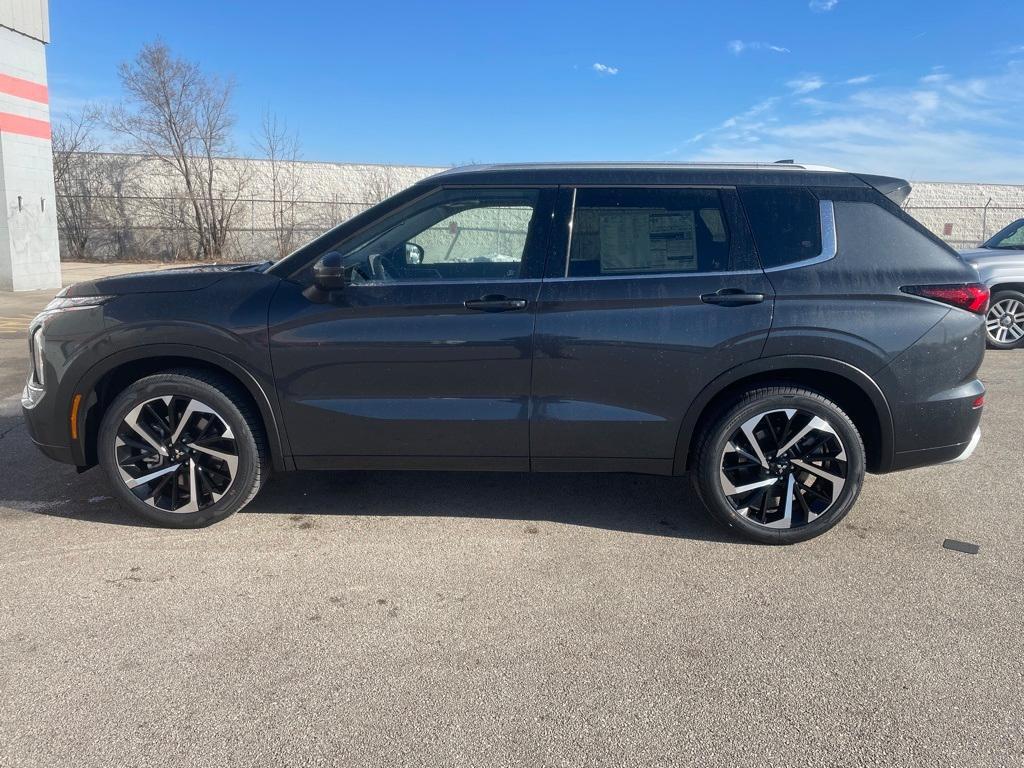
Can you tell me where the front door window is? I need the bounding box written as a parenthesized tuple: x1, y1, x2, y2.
(343, 189, 541, 282)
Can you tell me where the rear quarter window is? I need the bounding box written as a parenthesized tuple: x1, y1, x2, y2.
(738, 187, 822, 269)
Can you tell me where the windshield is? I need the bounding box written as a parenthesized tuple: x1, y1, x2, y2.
(983, 218, 1024, 250)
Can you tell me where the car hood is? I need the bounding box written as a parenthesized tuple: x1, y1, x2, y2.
(63, 263, 266, 297)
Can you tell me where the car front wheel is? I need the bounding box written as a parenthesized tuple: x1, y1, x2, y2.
(692, 386, 866, 544)
(98, 369, 268, 527)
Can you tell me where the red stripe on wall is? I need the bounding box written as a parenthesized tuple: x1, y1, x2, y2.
(0, 112, 51, 140)
(0, 73, 49, 104)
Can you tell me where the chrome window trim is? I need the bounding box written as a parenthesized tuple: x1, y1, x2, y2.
(762, 199, 837, 273)
(545, 269, 764, 283)
(346, 277, 544, 288)
(563, 188, 577, 278)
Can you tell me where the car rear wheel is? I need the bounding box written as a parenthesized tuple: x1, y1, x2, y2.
(98, 369, 268, 527)
(692, 386, 865, 544)
(985, 290, 1024, 349)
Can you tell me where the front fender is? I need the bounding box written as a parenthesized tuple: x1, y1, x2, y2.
(71, 342, 291, 471)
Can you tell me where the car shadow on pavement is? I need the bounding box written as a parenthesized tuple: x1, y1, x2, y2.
(243, 469, 740, 543)
(4, 413, 739, 542)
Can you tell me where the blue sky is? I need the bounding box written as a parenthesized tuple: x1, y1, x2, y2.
(47, 0, 1024, 181)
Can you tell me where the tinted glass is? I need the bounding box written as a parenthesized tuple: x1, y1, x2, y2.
(568, 188, 732, 277)
(987, 219, 1024, 249)
(344, 188, 540, 282)
(739, 187, 822, 268)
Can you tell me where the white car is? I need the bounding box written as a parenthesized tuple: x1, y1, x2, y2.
(961, 218, 1024, 349)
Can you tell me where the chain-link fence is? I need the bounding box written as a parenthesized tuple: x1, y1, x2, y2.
(56, 193, 383, 263)
(56, 192, 1024, 263)
(903, 204, 1024, 250)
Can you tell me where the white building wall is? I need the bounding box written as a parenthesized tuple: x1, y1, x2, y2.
(0, 7, 60, 291)
(903, 182, 1024, 248)
(0, 0, 49, 42)
(58, 151, 1024, 260)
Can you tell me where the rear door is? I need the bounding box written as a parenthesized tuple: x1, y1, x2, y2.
(530, 185, 774, 472)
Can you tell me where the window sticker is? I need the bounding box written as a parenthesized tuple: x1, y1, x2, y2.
(596, 208, 696, 273)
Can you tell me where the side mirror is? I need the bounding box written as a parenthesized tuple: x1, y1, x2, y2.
(313, 251, 349, 291)
(405, 242, 425, 266)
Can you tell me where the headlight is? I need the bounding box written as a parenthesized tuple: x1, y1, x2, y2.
(31, 327, 46, 387)
(41, 295, 114, 313)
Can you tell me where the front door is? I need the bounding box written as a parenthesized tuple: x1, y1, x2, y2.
(531, 186, 775, 472)
(269, 187, 555, 469)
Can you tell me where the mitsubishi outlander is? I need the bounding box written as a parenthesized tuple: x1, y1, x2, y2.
(23, 163, 987, 543)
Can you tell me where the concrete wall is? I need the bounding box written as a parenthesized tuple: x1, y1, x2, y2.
(903, 182, 1024, 249)
(56, 152, 1024, 261)
(0, 0, 48, 43)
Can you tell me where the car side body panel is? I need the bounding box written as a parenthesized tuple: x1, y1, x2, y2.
(21, 165, 986, 491)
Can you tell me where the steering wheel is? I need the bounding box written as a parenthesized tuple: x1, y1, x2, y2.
(368, 253, 392, 281)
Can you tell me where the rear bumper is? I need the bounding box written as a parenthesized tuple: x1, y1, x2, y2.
(944, 427, 981, 464)
(888, 425, 981, 472)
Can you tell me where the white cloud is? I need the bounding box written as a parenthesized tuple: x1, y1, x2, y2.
(787, 75, 825, 94)
(728, 40, 790, 55)
(592, 62, 619, 76)
(921, 72, 951, 84)
(809, 0, 839, 11)
(684, 61, 1024, 182)
(844, 75, 874, 85)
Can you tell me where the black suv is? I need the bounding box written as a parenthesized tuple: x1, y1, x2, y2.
(23, 163, 987, 543)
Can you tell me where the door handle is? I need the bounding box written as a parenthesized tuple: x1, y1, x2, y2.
(700, 289, 766, 307)
(464, 295, 528, 312)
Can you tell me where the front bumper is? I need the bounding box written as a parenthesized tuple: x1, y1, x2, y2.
(22, 382, 77, 466)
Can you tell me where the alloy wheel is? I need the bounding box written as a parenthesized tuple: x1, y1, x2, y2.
(719, 408, 848, 530)
(986, 298, 1024, 346)
(114, 396, 238, 513)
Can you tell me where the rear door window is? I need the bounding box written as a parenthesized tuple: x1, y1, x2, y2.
(738, 187, 822, 269)
(567, 188, 743, 277)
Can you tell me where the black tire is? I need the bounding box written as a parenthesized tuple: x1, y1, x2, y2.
(98, 369, 269, 528)
(692, 386, 865, 544)
(985, 290, 1024, 350)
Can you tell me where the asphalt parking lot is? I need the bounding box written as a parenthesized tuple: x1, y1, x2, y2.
(1, 273, 1022, 767)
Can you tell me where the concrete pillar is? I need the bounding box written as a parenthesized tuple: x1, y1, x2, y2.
(0, 2, 60, 291)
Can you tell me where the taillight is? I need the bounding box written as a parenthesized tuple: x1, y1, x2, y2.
(901, 283, 989, 314)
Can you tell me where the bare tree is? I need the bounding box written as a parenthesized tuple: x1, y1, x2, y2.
(105, 41, 249, 260)
(52, 108, 102, 260)
(363, 164, 398, 205)
(254, 111, 302, 257)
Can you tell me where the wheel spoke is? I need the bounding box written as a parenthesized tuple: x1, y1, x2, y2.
(723, 476, 779, 497)
(720, 406, 849, 530)
(725, 440, 762, 466)
(794, 482, 815, 521)
(115, 395, 237, 514)
(777, 416, 835, 456)
(126, 462, 181, 490)
(190, 443, 239, 476)
(123, 403, 168, 457)
(764, 474, 795, 529)
(791, 459, 845, 502)
(739, 415, 771, 469)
